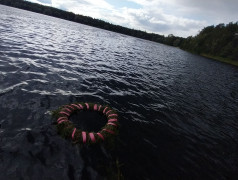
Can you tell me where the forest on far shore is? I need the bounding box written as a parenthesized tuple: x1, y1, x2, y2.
(180, 23, 238, 62)
(0, 0, 237, 64)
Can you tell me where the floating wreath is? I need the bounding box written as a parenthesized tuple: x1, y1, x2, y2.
(53, 102, 119, 144)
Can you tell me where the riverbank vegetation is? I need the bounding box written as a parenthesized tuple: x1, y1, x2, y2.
(180, 23, 238, 65)
(0, 0, 237, 65)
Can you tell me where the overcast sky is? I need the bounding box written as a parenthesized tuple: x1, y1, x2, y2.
(26, 0, 238, 37)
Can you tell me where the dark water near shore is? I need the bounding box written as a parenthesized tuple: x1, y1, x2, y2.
(1, 5, 238, 180)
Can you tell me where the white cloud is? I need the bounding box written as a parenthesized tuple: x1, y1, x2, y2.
(101, 6, 207, 37)
(128, 0, 238, 23)
(27, 0, 51, 6)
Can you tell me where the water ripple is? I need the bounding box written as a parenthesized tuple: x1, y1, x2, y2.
(0, 4, 238, 180)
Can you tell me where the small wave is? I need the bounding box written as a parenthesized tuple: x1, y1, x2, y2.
(21, 89, 53, 95)
(0, 82, 28, 95)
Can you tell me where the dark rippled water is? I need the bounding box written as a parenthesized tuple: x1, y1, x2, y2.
(1, 5, 238, 180)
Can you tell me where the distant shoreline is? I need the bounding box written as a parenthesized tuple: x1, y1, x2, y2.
(179, 48, 238, 67)
(201, 54, 238, 67)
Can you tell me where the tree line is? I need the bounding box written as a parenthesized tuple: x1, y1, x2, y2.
(180, 23, 238, 61)
(0, 0, 237, 62)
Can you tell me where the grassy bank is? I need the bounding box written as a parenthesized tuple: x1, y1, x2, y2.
(201, 54, 238, 67)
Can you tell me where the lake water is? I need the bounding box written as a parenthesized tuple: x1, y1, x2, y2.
(0, 4, 238, 180)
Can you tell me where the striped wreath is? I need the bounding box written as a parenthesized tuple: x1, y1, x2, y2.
(53, 102, 119, 144)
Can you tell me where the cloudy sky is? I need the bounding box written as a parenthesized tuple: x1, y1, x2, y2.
(26, 0, 238, 37)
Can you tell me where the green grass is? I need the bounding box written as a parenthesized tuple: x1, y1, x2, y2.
(201, 53, 238, 66)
